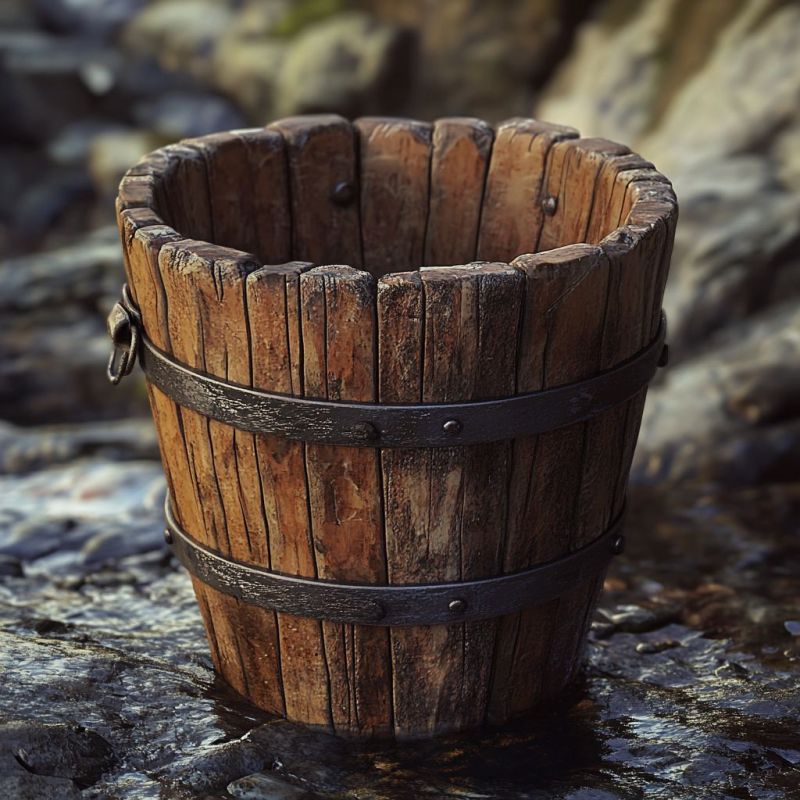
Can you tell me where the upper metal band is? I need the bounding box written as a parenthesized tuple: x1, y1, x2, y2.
(165, 496, 625, 627)
(139, 313, 667, 449)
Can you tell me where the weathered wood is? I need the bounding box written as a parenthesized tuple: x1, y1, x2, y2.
(424, 117, 493, 266)
(356, 117, 432, 276)
(538, 137, 630, 253)
(488, 244, 610, 722)
(300, 265, 392, 737)
(245, 261, 331, 727)
(157, 239, 286, 714)
(269, 115, 361, 266)
(477, 118, 577, 262)
(116, 117, 677, 739)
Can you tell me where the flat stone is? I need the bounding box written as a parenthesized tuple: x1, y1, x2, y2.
(228, 772, 319, 799)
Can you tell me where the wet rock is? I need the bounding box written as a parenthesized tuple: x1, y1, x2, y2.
(0, 774, 81, 799)
(0, 419, 158, 475)
(600, 603, 679, 634)
(274, 13, 413, 118)
(0, 720, 114, 788)
(784, 621, 800, 637)
(228, 771, 314, 799)
(0, 555, 23, 578)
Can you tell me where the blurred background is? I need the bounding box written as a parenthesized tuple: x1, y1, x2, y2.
(2, 0, 800, 489)
(2, 1, 800, 797)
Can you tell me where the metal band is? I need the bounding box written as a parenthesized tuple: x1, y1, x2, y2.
(136, 312, 667, 448)
(165, 496, 625, 627)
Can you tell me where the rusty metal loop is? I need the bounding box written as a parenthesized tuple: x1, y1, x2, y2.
(106, 284, 141, 385)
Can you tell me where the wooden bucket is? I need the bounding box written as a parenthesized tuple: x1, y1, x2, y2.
(111, 115, 677, 739)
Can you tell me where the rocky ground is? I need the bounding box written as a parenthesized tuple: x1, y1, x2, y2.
(2, 0, 800, 797)
(2, 418, 799, 799)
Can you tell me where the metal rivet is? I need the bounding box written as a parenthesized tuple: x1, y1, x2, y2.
(611, 535, 625, 556)
(442, 419, 462, 436)
(449, 599, 466, 614)
(164, 528, 173, 546)
(658, 343, 669, 368)
(331, 180, 355, 206)
(354, 421, 379, 442)
(542, 195, 558, 216)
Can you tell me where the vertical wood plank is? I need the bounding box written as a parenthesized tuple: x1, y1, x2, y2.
(116, 200, 235, 685)
(584, 154, 653, 244)
(158, 240, 285, 714)
(269, 115, 361, 266)
(537, 138, 630, 253)
(476, 118, 577, 262)
(233, 128, 292, 265)
(300, 265, 391, 737)
(488, 244, 609, 722)
(380, 263, 522, 736)
(424, 118, 493, 266)
(246, 261, 332, 728)
(355, 117, 433, 277)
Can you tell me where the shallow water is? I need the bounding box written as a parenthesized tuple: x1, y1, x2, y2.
(1, 454, 798, 798)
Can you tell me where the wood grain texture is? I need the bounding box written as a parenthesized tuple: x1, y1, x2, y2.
(157, 239, 285, 714)
(476, 118, 577, 262)
(356, 117, 432, 277)
(245, 261, 331, 727)
(488, 244, 610, 722)
(300, 265, 391, 737)
(424, 117, 493, 266)
(378, 263, 523, 736)
(269, 115, 361, 266)
(116, 117, 677, 738)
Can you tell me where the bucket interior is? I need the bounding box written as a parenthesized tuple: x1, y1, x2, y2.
(135, 116, 652, 279)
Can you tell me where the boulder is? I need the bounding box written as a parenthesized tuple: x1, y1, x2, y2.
(274, 12, 413, 118)
(536, 0, 800, 353)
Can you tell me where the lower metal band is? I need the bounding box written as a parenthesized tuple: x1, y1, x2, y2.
(165, 496, 625, 627)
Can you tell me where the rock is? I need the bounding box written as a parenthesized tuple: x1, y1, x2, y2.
(0, 228, 148, 424)
(536, 0, 800, 354)
(212, 37, 287, 122)
(120, 0, 237, 82)
(0, 419, 158, 475)
(87, 129, 161, 198)
(228, 771, 312, 799)
(0, 720, 114, 788)
(0, 555, 23, 577)
(785, 621, 800, 637)
(0, 31, 123, 145)
(635, 303, 800, 486)
(274, 12, 413, 118)
(371, 0, 593, 120)
(132, 90, 246, 139)
(0, 774, 81, 800)
(32, 0, 147, 39)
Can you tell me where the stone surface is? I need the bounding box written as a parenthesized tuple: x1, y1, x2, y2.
(536, 0, 800, 354)
(0, 444, 798, 797)
(274, 12, 413, 118)
(0, 226, 146, 425)
(2, 0, 800, 796)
